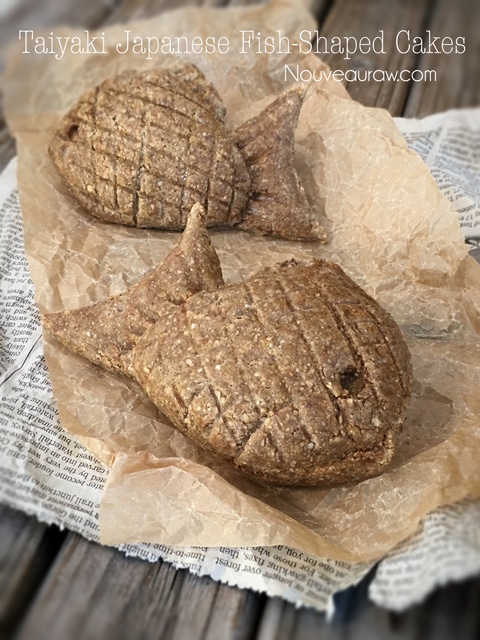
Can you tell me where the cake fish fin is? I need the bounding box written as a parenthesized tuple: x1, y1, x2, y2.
(235, 86, 326, 242)
(42, 203, 223, 377)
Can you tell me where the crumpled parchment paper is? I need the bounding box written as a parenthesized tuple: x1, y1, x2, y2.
(3, 0, 480, 562)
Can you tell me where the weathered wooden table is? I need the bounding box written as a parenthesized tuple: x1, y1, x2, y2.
(1, 1, 479, 638)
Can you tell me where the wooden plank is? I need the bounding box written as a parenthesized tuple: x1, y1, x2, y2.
(104, 0, 331, 27)
(403, 0, 480, 116)
(0, 93, 15, 171)
(256, 574, 480, 640)
(104, 0, 252, 25)
(0, 505, 67, 638)
(389, 577, 480, 640)
(14, 532, 264, 640)
(202, 584, 265, 640)
(315, 0, 432, 114)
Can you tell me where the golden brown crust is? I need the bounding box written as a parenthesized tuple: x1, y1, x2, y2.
(43, 207, 412, 487)
(133, 258, 412, 486)
(49, 63, 326, 242)
(49, 64, 251, 229)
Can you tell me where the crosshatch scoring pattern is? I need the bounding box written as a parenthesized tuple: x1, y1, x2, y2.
(50, 67, 251, 229)
(134, 259, 411, 484)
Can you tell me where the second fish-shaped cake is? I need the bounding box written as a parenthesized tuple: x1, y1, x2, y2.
(49, 62, 325, 242)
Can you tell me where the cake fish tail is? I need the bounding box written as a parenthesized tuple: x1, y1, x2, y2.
(42, 204, 224, 377)
(235, 86, 326, 242)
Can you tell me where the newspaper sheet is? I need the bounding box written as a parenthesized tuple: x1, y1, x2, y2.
(394, 109, 480, 258)
(1, 106, 480, 613)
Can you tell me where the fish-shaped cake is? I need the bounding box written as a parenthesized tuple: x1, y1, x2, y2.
(49, 63, 325, 242)
(43, 204, 412, 486)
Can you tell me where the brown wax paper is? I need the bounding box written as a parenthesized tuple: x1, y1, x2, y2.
(3, 0, 480, 562)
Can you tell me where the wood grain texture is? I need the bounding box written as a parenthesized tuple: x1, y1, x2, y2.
(103, 0, 259, 26)
(255, 573, 480, 639)
(0, 93, 15, 171)
(403, 0, 480, 116)
(0, 505, 67, 638)
(14, 533, 263, 640)
(315, 0, 432, 114)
